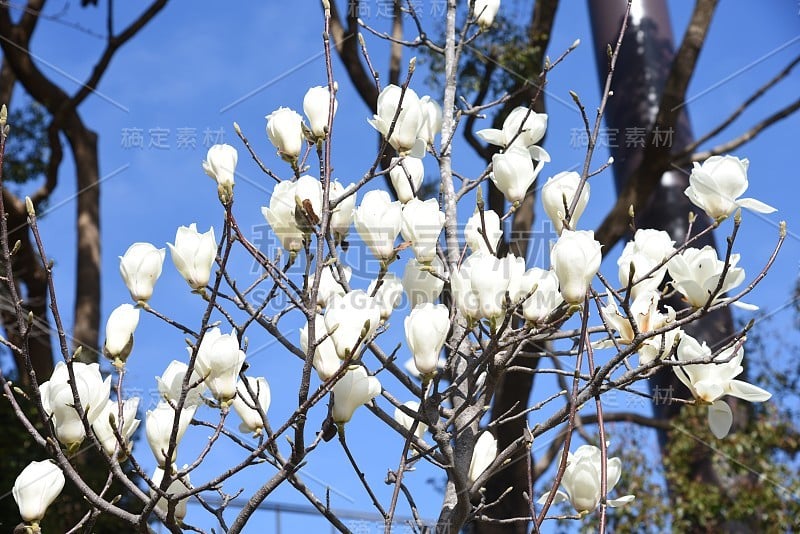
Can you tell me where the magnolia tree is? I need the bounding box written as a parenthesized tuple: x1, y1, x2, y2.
(2, 1, 786, 533)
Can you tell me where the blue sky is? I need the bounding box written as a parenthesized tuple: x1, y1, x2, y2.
(8, 0, 800, 531)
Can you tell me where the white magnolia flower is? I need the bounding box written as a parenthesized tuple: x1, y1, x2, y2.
(303, 85, 338, 139)
(541, 171, 590, 234)
(156, 360, 206, 407)
(491, 146, 544, 204)
(145, 401, 195, 466)
(39, 362, 111, 449)
(168, 223, 217, 290)
(330, 180, 356, 242)
(675, 335, 771, 438)
(599, 291, 674, 347)
(368, 84, 425, 154)
(667, 245, 748, 308)
(405, 303, 450, 377)
(550, 230, 602, 305)
(389, 156, 425, 203)
(685, 155, 776, 221)
(477, 106, 548, 152)
(262, 180, 305, 253)
(13, 460, 65, 523)
(332, 365, 381, 424)
(472, 0, 500, 29)
(520, 268, 564, 324)
(368, 273, 404, 320)
(419, 95, 443, 146)
(401, 198, 445, 263)
(354, 189, 403, 261)
(300, 315, 341, 381)
(617, 229, 675, 298)
(393, 400, 428, 443)
(538, 444, 635, 513)
(103, 303, 140, 363)
(324, 290, 382, 359)
(92, 397, 140, 458)
(451, 252, 522, 322)
(266, 106, 305, 161)
(119, 242, 166, 303)
(232, 376, 271, 436)
(202, 143, 237, 203)
(309, 265, 351, 308)
(468, 431, 498, 484)
(465, 210, 503, 255)
(151, 465, 191, 522)
(193, 328, 247, 404)
(294, 175, 324, 229)
(403, 257, 445, 307)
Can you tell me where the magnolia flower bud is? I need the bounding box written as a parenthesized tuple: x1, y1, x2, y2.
(401, 198, 445, 264)
(92, 397, 140, 458)
(156, 360, 206, 407)
(332, 365, 381, 424)
(324, 290, 382, 359)
(168, 223, 217, 291)
(419, 95, 442, 146)
(541, 171, 590, 234)
(550, 230, 602, 305)
(300, 315, 341, 381)
(354, 190, 403, 261)
(468, 431, 497, 483)
(451, 252, 519, 321)
(119, 242, 166, 303)
(262, 181, 305, 253)
(39, 362, 111, 449)
(368, 272, 404, 320)
(266, 107, 305, 161)
(303, 85, 338, 139)
(368, 84, 424, 154)
(520, 268, 563, 323)
(103, 303, 140, 363)
(403, 257, 445, 307)
(151, 465, 191, 521)
(310, 265, 351, 308)
(232, 376, 271, 436)
(202, 143, 238, 203)
(537, 445, 635, 512)
(477, 106, 548, 150)
(393, 400, 427, 442)
(491, 147, 543, 203)
(13, 460, 65, 523)
(667, 245, 746, 308)
(294, 175, 323, 229)
(330, 180, 356, 241)
(685, 155, 775, 221)
(193, 328, 247, 405)
(405, 303, 449, 377)
(146, 401, 195, 466)
(465, 210, 502, 254)
(389, 156, 425, 203)
(472, 0, 500, 29)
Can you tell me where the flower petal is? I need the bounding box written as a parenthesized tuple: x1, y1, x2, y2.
(608, 495, 636, 507)
(476, 128, 505, 146)
(536, 490, 569, 506)
(736, 197, 777, 214)
(708, 400, 733, 439)
(726, 380, 771, 402)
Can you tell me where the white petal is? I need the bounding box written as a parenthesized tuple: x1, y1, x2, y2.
(476, 128, 506, 146)
(731, 300, 759, 311)
(536, 490, 569, 505)
(708, 400, 733, 439)
(736, 197, 777, 214)
(608, 495, 636, 507)
(726, 380, 771, 402)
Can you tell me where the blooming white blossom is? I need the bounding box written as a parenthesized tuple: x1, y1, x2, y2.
(193, 328, 247, 404)
(266, 106, 305, 161)
(168, 223, 217, 291)
(13, 460, 65, 523)
(300, 315, 341, 381)
(667, 245, 747, 308)
(309, 265, 351, 308)
(262, 180, 304, 253)
(330, 180, 356, 241)
(119, 242, 166, 303)
(419, 95, 442, 146)
(324, 290, 382, 359)
(402, 257, 445, 306)
(617, 229, 675, 298)
(491, 146, 544, 203)
(39, 362, 111, 449)
(674, 335, 771, 438)
(354, 189, 403, 261)
(599, 291, 673, 347)
(103, 303, 140, 363)
(202, 143, 237, 203)
(145, 401, 195, 466)
(477, 106, 548, 153)
(332, 365, 381, 425)
(368, 84, 425, 154)
(472, 0, 500, 29)
(550, 230, 602, 305)
(368, 273, 404, 320)
(519, 268, 564, 324)
(465, 210, 502, 255)
(303, 85, 337, 140)
(405, 303, 450, 377)
(541, 171, 590, 234)
(151, 465, 191, 522)
(393, 401, 428, 443)
(451, 252, 523, 322)
(685, 155, 776, 221)
(389, 156, 425, 203)
(468, 432, 498, 483)
(294, 175, 323, 229)
(401, 198, 445, 263)
(232, 376, 271, 436)
(537, 444, 635, 513)
(156, 360, 206, 407)
(92, 397, 140, 458)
